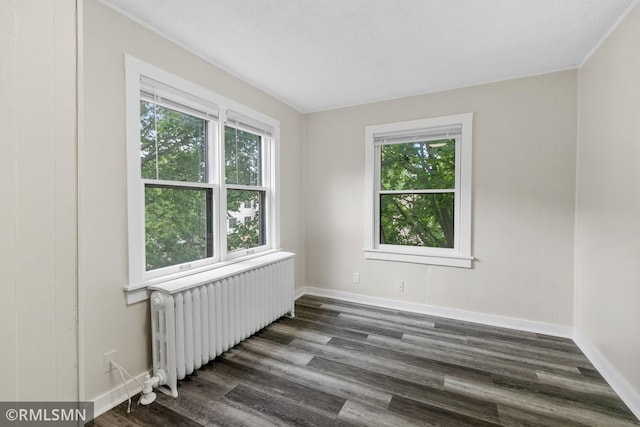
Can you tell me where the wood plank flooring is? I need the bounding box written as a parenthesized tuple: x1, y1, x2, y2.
(91, 295, 639, 426)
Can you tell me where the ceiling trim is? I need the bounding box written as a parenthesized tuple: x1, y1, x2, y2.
(307, 65, 580, 114)
(579, 0, 639, 68)
(97, 0, 636, 114)
(95, 0, 306, 112)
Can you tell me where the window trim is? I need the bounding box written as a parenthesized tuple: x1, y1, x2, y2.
(125, 55, 281, 302)
(364, 113, 473, 268)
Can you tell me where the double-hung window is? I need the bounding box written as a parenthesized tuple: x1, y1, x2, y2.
(125, 56, 279, 302)
(224, 113, 271, 255)
(364, 113, 473, 268)
(139, 76, 217, 274)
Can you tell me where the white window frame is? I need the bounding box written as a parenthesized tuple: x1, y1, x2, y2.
(222, 112, 273, 260)
(125, 55, 281, 303)
(364, 113, 473, 268)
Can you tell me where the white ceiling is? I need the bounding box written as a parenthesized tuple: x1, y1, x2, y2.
(100, 0, 636, 112)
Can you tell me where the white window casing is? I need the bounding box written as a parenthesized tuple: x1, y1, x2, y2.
(222, 110, 273, 261)
(364, 113, 473, 268)
(125, 55, 281, 303)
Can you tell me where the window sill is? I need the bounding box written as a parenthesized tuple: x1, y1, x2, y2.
(124, 250, 295, 304)
(364, 249, 473, 268)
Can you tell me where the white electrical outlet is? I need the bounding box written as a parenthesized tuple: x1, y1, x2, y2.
(103, 350, 117, 373)
(395, 281, 405, 292)
(352, 273, 360, 284)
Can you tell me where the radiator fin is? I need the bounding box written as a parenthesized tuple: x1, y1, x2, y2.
(150, 255, 295, 397)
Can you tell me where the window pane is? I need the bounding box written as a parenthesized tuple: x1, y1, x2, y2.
(380, 193, 454, 248)
(380, 139, 455, 191)
(145, 186, 212, 271)
(225, 126, 261, 186)
(227, 189, 265, 252)
(140, 101, 207, 182)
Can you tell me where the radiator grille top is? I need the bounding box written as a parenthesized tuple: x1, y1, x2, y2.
(148, 251, 294, 295)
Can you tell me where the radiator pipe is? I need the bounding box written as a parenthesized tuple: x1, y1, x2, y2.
(139, 372, 163, 406)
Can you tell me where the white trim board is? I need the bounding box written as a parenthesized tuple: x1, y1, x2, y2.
(93, 370, 148, 418)
(91, 288, 640, 421)
(294, 286, 307, 301)
(297, 287, 574, 338)
(573, 331, 640, 421)
(579, 0, 640, 68)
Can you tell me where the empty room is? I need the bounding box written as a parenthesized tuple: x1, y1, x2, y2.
(2, 0, 640, 425)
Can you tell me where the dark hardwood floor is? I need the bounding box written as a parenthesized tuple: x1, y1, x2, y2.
(92, 295, 639, 426)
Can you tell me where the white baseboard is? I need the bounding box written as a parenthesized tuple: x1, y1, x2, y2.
(573, 330, 640, 420)
(294, 286, 307, 300)
(93, 370, 148, 418)
(298, 287, 640, 419)
(92, 288, 638, 422)
(297, 286, 574, 338)
(94, 286, 303, 417)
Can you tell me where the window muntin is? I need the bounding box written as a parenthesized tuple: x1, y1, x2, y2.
(365, 114, 472, 268)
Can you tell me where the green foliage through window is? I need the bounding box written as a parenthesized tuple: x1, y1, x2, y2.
(380, 193, 454, 248)
(141, 100, 212, 271)
(226, 190, 265, 252)
(129, 63, 280, 284)
(379, 139, 456, 248)
(140, 101, 207, 182)
(225, 125, 265, 252)
(225, 126, 261, 186)
(145, 186, 212, 270)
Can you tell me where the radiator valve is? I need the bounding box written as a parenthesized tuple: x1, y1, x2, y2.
(139, 373, 160, 406)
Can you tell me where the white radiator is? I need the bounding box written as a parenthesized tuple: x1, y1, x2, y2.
(149, 252, 295, 397)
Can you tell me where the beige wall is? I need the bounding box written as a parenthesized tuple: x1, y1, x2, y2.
(0, 0, 78, 400)
(576, 3, 640, 404)
(304, 71, 578, 326)
(81, 0, 305, 401)
(6, 0, 635, 410)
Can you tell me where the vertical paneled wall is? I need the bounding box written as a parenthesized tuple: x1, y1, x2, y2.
(81, 0, 304, 403)
(304, 71, 578, 327)
(576, 2, 640, 410)
(0, 0, 78, 400)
